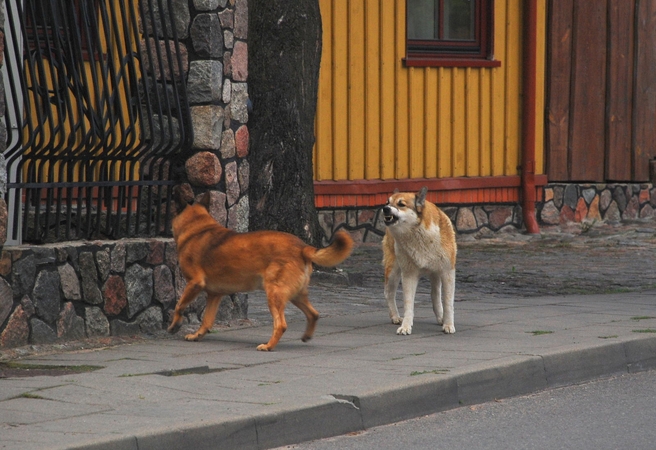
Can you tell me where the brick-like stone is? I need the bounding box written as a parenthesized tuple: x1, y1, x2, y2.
(0, 278, 12, 325)
(79, 252, 103, 305)
(238, 160, 250, 193)
(96, 248, 111, 281)
(12, 254, 36, 299)
(30, 318, 57, 344)
(574, 197, 588, 222)
(138, 306, 164, 333)
(103, 275, 127, 316)
(235, 125, 249, 158)
(234, 0, 248, 39)
(587, 196, 601, 221)
(147, 240, 166, 265)
(560, 205, 575, 224)
(489, 207, 513, 229)
(58, 263, 81, 301)
(456, 208, 477, 232)
(191, 105, 224, 150)
(187, 60, 223, 104)
(622, 196, 639, 220)
(600, 189, 612, 211)
(125, 264, 153, 319)
(186, 151, 223, 187)
(111, 242, 126, 273)
(227, 195, 249, 232)
(231, 40, 248, 81)
(605, 201, 621, 222)
(33, 270, 62, 323)
(85, 306, 110, 337)
(207, 191, 228, 226)
(191, 14, 223, 58)
(0, 306, 29, 348)
(225, 161, 239, 206)
(231, 83, 249, 123)
(220, 129, 236, 159)
(218, 8, 234, 28)
(154, 265, 175, 307)
(57, 302, 86, 340)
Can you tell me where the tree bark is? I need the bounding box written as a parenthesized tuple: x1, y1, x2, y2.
(248, 0, 324, 246)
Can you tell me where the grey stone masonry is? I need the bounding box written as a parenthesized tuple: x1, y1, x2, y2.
(317, 183, 656, 244)
(183, 0, 250, 234)
(0, 239, 248, 348)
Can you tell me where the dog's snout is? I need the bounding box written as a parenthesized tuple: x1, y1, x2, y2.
(383, 205, 392, 215)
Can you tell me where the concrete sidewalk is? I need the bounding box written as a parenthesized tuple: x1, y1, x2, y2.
(1, 284, 655, 450)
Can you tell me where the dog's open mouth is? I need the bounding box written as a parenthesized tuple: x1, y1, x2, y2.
(383, 213, 398, 225)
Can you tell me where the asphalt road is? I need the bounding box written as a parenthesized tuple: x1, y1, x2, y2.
(280, 370, 656, 450)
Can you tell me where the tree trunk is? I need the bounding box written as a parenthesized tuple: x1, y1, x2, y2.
(248, 0, 324, 246)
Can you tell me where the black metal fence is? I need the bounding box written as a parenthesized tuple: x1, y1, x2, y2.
(2, 0, 192, 244)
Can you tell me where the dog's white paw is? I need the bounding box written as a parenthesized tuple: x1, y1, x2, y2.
(442, 324, 456, 334)
(390, 315, 402, 325)
(396, 325, 412, 335)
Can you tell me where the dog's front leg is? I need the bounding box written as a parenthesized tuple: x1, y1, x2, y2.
(430, 272, 444, 325)
(441, 268, 456, 334)
(167, 279, 205, 334)
(384, 264, 402, 324)
(397, 270, 419, 335)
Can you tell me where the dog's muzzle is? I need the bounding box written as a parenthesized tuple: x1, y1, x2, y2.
(382, 205, 398, 225)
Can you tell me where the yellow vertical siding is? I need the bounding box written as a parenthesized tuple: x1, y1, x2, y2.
(315, 0, 546, 181)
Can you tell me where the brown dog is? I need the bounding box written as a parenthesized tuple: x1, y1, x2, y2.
(168, 192, 353, 351)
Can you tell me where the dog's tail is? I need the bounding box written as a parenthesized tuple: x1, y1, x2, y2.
(303, 231, 353, 267)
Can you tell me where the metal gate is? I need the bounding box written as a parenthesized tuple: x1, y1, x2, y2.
(2, 0, 192, 244)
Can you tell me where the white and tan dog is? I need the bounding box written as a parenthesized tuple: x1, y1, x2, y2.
(382, 187, 457, 335)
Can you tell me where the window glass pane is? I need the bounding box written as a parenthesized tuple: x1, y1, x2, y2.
(444, 0, 475, 41)
(407, 0, 437, 40)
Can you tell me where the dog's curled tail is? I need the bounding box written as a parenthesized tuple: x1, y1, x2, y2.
(303, 230, 353, 267)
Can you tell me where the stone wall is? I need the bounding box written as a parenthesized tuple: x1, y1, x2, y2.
(318, 183, 656, 242)
(0, 239, 247, 348)
(0, 0, 250, 348)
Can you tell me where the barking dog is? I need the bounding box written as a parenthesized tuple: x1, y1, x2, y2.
(382, 187, 457, 335)
(168, 192, 353, 351)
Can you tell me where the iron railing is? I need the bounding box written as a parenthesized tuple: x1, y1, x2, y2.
(2, 0, 192, 244)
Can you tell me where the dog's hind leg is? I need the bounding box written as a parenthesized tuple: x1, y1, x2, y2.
(441, 268, 456, 334)
(167, 279, 205, 334)
(257, 287, 289, 351)
(185, 293, 223, 341)
(291, 289, 320, 342)
(430, 272, 444, 325)
(385, 264, 402, 324)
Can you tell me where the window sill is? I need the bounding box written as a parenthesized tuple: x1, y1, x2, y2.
(403, 57, 502, 68)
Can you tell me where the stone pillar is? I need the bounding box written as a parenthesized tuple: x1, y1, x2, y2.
(180, 0, 250, 320)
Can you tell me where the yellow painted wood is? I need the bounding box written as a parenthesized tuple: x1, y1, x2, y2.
(314, 0, 547, 182)
(365, 0, 381, 179)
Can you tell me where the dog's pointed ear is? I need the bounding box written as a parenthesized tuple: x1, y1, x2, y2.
(416, 186, 428, 214)
(393, 188, 400, 194)
(197, 191, 211, 210)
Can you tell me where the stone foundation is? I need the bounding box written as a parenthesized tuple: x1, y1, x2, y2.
(318, 183, 656, 242)
(0, 239, 247, 348)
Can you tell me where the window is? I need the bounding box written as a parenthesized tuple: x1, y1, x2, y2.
(405, 0, 500, 67)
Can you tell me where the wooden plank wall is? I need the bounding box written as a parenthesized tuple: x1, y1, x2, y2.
(314, 0, 547, 183)
(547, 0, 656, 182)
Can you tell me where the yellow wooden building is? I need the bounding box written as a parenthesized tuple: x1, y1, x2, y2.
(313, 0, 547, 233)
